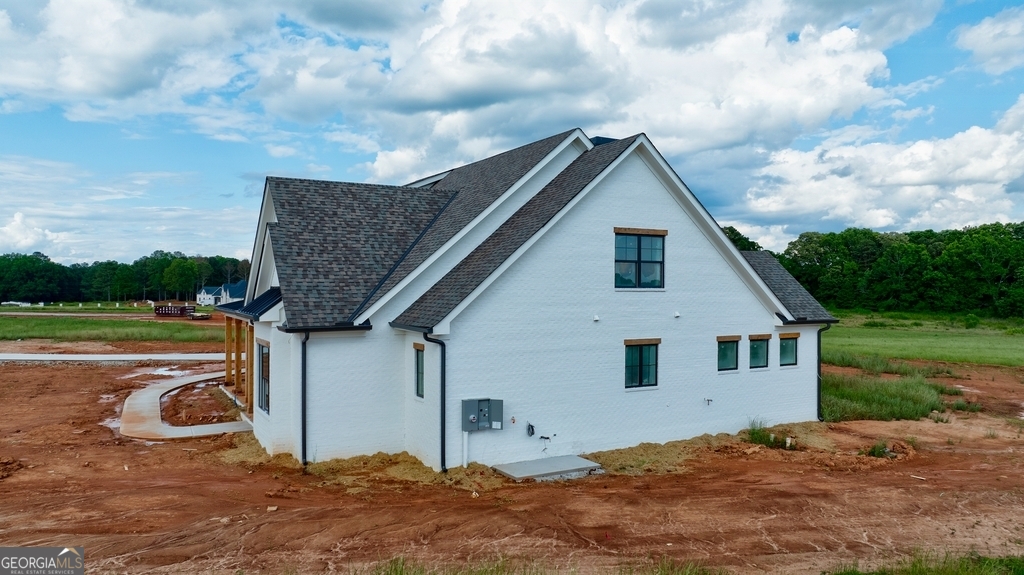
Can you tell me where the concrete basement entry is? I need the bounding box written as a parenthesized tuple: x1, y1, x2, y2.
(492, 455, 602, 482)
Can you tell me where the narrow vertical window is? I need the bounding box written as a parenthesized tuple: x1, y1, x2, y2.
(780, 333, 799, 366)
(749, 335, 769, 369)
(624, 338, 659, 388)
(257, 344, 270, 413)
(414, 342, 425, 398)
(717, 336, 739, 371)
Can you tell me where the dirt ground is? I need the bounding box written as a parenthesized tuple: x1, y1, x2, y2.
(1, 352, 1023, 574)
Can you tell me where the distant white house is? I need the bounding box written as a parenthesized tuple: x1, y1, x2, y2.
(219, 129, 836, 472)
(198, 280, 246, 306)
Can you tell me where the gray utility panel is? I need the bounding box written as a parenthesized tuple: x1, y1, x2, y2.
(462, 398, 503, 432)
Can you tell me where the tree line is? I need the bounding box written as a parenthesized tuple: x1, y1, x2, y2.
(0, 251, 251, 303)
(725, 222, 1024, 318)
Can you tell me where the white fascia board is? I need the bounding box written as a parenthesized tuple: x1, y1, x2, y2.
(405, 171, 452, 188)
(254, 224, 279, 298)
(355, 129, 594, 325)
(256, 300, 284, 324)
(431, 137, 639, 335)
(246, 183, 277, 303)
(631, 137, 793, 324)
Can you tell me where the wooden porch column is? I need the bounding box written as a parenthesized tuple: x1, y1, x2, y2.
(224, 317, 233, 386)
(245, 322, 255, 417)
(233, 319, 243, 391)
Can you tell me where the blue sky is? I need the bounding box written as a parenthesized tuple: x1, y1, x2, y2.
(1, 0, 1023, 263)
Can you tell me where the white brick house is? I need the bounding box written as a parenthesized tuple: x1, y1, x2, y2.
(219, 129, 836, 471)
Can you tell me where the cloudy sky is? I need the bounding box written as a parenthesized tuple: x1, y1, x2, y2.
(1, 0, 1023, 263)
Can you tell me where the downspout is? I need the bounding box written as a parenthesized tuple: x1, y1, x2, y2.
(423, 332, 448, 473)
(301, 331, 310, 466)
(817, 323, 831, 422)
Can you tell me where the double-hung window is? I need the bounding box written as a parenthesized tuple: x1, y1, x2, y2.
(717, 336, 739, 371)
(413, 342, 425, 398)
(625, 338, 659, 388)
(257, 343, 270, 413)
(614, 229, 666, 288)
(780, 333, 799, 366)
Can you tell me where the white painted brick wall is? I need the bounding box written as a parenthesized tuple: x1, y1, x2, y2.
(437, 153, 820, 468)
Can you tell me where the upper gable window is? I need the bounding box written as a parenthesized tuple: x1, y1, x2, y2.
(614, 228, 667, 288)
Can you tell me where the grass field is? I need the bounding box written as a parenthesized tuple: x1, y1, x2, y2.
(823, 311, 1024, 367)
(0, 316, 223, 342)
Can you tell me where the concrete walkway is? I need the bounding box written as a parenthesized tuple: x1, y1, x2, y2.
(119, 370, 252, 440)
(0, 353, 224, 362)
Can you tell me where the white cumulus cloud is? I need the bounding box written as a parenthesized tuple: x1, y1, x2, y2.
(746, 95, 1024, 232)
(956, 6, 1024, 75)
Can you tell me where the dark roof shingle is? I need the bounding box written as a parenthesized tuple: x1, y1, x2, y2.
(266, 178, 456, 330)
(741, 251, 836, 323)
(360, 130, 577, 312)
(393, 135, 639, 330)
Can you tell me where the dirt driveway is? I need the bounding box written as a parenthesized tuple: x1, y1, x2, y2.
(0, 355, 1022, 574)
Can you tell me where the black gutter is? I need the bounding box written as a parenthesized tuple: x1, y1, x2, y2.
(387, 319, 448, 472)
(423, 332, 448, 473)
(300, 331, 309, 466)
(388, 322, 431, 333)
(817, 323, 832, 422)
(776, 312, 839, 325)
(278, 321, 372, 334)
(347, 191, 459, 323)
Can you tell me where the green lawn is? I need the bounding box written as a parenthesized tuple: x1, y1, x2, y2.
(0, 316, 223, 342)
(823, 316, 1024, 366)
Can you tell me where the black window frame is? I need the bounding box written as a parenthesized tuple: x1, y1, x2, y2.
(615, 233, 665, 289)
(415, 348, 425, 398)
(625, 343, 658, 388)
(717, 339, 739, 371)
(780, 337, 798, 366)
(749, 338, 769, 369)
(257, 343, 270, 414)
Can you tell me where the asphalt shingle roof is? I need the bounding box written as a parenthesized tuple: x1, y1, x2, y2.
(741, 250, 836, 323)
(393, 135, 640, 330)
(266, 177, 457, 330)
(360, 130, 577, 313)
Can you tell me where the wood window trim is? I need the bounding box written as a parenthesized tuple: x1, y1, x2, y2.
(256, 337, 271, 348)
(716, 335, 741, 342)
(779, 332, 801, 339)
(412, 342, 425, 351)
(614, 227, 668, 236)
(624, 337, 661, 346)
(748, 334, 772, 340)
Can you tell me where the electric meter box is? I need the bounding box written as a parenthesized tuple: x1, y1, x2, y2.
(462, 398, 503, 432)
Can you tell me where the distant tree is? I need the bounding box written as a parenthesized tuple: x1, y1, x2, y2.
(194, 257, 214, 289)
(162, 258, 199, 301)
(721, 226, 762, 251)
(112, 264, 138, 301)
(0, 252, 70, 302)
(237, 259, 251, 281)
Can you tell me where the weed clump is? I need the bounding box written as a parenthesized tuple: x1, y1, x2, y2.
(746, 419, 797, 450)
(821, 373, 943, 422)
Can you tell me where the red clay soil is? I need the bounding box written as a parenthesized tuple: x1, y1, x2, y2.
(0, 338, 224, 354)
(0, 359, 1022, 574)
(161, 379, 240, 426)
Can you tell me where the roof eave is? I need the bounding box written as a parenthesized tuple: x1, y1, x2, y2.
(776, 313, 839, 325)
(277, 321, 373, 334)
(388, 321, 432, 333)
